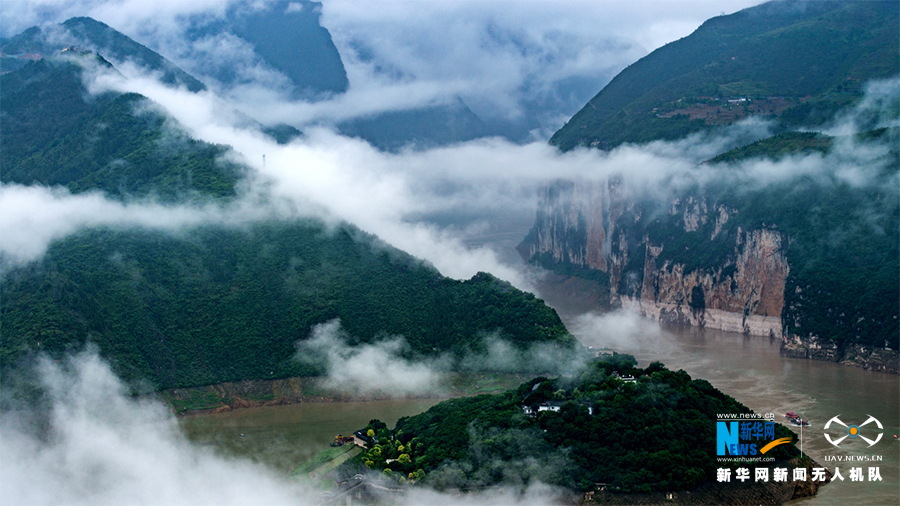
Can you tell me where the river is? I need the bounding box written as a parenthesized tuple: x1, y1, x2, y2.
(180, 311, 898, 505)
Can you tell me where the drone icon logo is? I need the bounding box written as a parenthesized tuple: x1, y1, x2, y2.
(824, 415, 883, 447)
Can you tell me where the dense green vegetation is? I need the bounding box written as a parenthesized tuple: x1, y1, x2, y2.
(611, 128, 899, 350)
(0, 35, 575, 391)
(339, 354, 799, 492)
(1, 57, 240, 199)
(550, 1, 899, 151)
(0, 222, 572, 389)
(706, 131, 833, 164)
(1, 17, 205, 92)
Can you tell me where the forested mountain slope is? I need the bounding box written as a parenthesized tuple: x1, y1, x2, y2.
(524, 0, 899, 372)
(1, 56, 239, 199)
(1, 17, 205, 91)
(550, 0, 899, 151)
(0, 46, 573, 390)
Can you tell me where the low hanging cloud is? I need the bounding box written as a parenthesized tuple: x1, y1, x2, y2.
(1, 348, 573, 505)
(568, 309, 673, 354)
(6, 59, 896, 291)
(320, 0, 757, 128)
(0, 183, 301, 268)
(293, 320, 596, 399)
(456, 332, 589, 377)
(0, 349, 310, 505)
(1, 0, 762, 136)
(294, 319, 448, 396)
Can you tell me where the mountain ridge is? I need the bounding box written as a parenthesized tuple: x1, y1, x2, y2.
(550, 0, 899, 151)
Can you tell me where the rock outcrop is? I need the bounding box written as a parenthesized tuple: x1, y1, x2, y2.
(629, 227, 788, 337)
(521, 179, 898, 373)
(781, 335, 900, 374)
(520, 180, 789, 337)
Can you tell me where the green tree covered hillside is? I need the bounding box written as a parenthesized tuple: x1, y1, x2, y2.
(1, 56, 239, 199)
(550, 0, 899, 151)
(1, 222, 572, 389)
(341, 355, 800, 492)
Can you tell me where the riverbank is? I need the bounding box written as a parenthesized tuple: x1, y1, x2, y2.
(161, 372, 530, 415)
(780, 337, 899, 375)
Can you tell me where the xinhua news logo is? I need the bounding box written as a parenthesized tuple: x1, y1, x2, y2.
(824, 415, 883, 448)
(716, 413, 791, 457)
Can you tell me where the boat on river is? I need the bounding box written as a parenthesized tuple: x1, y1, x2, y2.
(785, 412, 809, 427)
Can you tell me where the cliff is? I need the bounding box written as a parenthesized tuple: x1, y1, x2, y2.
(519, 169, 899, 374)
(519, 180, 614, 272)
(631, 227, 787, 337)
(520, 180, 788, 337)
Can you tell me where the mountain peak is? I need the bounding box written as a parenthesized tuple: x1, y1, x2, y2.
(1, 16, 206, 92)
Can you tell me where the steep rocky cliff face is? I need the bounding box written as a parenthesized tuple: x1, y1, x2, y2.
(630, 227, 787, 337)
(520, 180, 789, 337)
(520, 173, 898, 373)
(519, 180, 612, 272)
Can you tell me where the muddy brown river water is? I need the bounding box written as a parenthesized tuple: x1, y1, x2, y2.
(181, 316, 898, 505)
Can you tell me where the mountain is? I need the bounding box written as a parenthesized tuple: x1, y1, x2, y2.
(1, 17, 206, 92)
(0, 41, 574, 390)
(523, 0, 900, 372)
(1, 55, 239, 200)
(550, 0, 899, 151)
(183, 0, 347, 98)
(336, 355, 822, 501)
(337, 98, 489, 152)
(178, 0, 492, 150)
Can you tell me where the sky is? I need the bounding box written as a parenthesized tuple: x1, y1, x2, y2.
(2, 0, 896, 290)
(2, 0, 764, 134)
(1, 1, 898, 503)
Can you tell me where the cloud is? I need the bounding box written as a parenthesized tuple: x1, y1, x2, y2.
(294, 320, 448, 396)
(1, 0, 765, 137)
(457, 332, 588, 377)
(0, 177, 328, 268)
(320, 0, 762, 124)
(0, 349, 311, 505)
(8, 58, 895, 290)
(568, 309, 673, 354)
(1, 348, 575, 505)
(820, 76, 900, 137)
(293, 320, 590, 397)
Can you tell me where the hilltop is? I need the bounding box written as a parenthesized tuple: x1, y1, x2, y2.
(331, 354, 828, 503)
(550, 0, 899, 151)
(0, 43, 574, 390)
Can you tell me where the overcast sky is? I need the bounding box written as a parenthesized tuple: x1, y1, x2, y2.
(2, 0, 765, 53)
(3, 3, 897, 501)
(3, 0, 764, 130)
